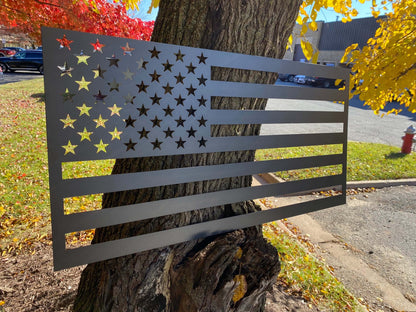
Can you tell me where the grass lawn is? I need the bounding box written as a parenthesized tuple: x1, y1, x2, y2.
(1, 78, 411, 311)
(256, 143, 416, 181)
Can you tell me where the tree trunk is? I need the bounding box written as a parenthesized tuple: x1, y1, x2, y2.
(73, 1, 301, 311)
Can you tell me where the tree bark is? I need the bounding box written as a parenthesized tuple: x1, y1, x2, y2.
(73, 1, 302, 311)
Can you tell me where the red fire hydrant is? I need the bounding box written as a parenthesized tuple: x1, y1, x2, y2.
(401, 125, 416, 154)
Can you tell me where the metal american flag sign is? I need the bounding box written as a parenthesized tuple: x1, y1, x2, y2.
(42, 27, 349, 270)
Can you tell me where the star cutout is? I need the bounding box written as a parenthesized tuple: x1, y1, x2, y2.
(162, 83, 174, 94)
(76, 52, 90, 65)
(162, 60, 173, 72)
(136, 58, 148, 70)
(197, 53, 208, 64)
(198, 96, 207, 106)
(125, 115, 136, 128)
(175, 95, 185, 106)
(77, 103, 93, 116)
(137, 81, 149, 93)
(60, 114, 76, 129)
(149, 46, 161, 58)
(151, 116, 162, 128)
(198, 74, 207, 86)
(94, 140, 109, 153)
(175, 137, 186, 148)
(93, 115, 108, 128)
(137, 104, 150, 116)
(123, 68, 134, 80)
(124, 139, 137, 151)
(62, 88, 75, 102)
(94, 90, 107, 102)
(91, 39, 105, 53)
(121, 42, 135, 55)
(107, 54, 120, 67)
(198, 116, 207, 127)
(198, 137, 207, 147)
(123, 93, 136, 105)
(163, 105, 174, 116)
(186, 84, 197, 96)
(78, 127, 93, 141)
(57, 62, 73, 77)
(108, 104, 122, 116)
(93, 64, 106, 79)
(57, 34, 73, 50)
(108, 78, 120, 92)
(150, 93, 162, 105)
(151, 138, 162, 150)
(149, 70, 161, 82)
(186, 63, 196, 74)
(175, 116, 185, 127)
(109, 127, 123, 140)
(163, 127, 174, 138)
(138, 127, 150, 139)
(175, 50, 185, 62)
(62, 140, 77, 155)
(174, 73, 185, 84)
(75, 76, 91, 91)
(186, 127, 197, 137)
(186, 106, 197, 117)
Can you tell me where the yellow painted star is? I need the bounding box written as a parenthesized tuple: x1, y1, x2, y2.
(75, 76, 91, 91)
(108, 104, 122, 116)
(93, 114, 108, 128)
(76, 103, 93, 116)
(109, 127, 123, 140)
(60, 114, 76, 129)
(76, 54, 90, 65)
(62, 140, 77, 155)
(77, 127, 93, 141)
(94, 140, 109, 153)
(123, 68, 134, 80)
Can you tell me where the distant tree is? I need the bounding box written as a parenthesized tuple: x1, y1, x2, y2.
(0, 0, 154, 45)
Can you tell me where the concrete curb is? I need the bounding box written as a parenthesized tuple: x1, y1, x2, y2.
(258, 173, 416, 194)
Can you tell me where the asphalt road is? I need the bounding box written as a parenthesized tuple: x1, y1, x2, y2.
(262, 82, 416, 147)
(262, 82, 416, 311)
(308, 186, 416, 311)
(0, 71, 43, 85)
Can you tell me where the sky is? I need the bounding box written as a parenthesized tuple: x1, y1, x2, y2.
(130, 0, 391, 23)
(129, 0, 158, 21)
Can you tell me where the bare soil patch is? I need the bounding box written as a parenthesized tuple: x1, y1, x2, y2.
(0, 242, 320, 312)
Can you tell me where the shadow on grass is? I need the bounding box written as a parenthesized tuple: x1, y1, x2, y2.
(385, 152, 407, 159)
(31, 93, 45, 102)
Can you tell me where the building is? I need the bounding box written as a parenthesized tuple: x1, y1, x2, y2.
(284, 16, 382, 66)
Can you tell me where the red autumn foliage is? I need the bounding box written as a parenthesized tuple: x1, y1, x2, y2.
(0, 0, 154, 45)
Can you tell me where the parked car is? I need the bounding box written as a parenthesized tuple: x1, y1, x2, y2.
(0, 48, 16, 57)
(0, 50, 43, 74)
(307, 77, 345, 88)
(6, 47, 25, 53)
(294, 75, 307, 84)
(278, 73, 295, 82)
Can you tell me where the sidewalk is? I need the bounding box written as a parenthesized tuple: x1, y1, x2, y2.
(253, 174, 416, 312)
